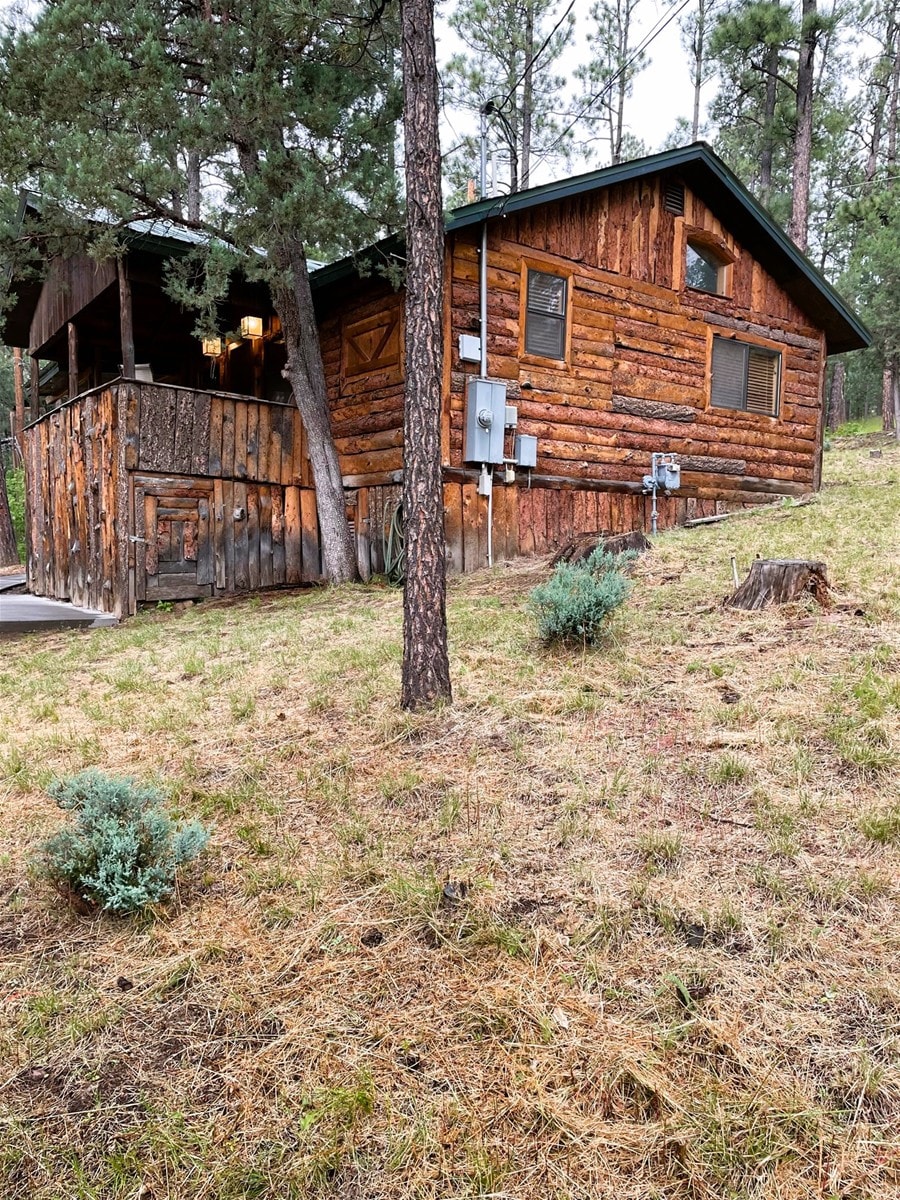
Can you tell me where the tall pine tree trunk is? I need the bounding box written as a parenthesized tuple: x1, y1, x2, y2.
(269, 238, 359, 584)
(760, 41, 779, 203)
(887, 14, 900, 165)
(186, 151, 201, 223)
(789, 0, 816, 251)
(399, 0, 452, 710)
(690, 0, 710, 141)
(521, 1, 534, 189)
(882, 363, 895, 432)
(237, 138, 358, 585)
(0, 451, 18, 567)
(827, 359, 846, 430)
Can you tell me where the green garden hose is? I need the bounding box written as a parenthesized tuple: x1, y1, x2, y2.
(383, 501, 405, 584)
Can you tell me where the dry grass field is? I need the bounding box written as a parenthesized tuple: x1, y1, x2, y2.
(1, 434, 898, 1200)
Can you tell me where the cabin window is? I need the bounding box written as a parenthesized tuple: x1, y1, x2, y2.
(685, 239, 729, 295)
(711, 336, 781, 417)
(525, 269, 568, 359)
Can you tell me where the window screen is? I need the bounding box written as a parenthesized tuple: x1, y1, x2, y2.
(711, 336, 780, 416)
(525, 269, 567, 359)
(686, 240, 727, 294)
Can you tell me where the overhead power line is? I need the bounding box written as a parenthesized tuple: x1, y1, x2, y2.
(526, 0, 695, 180)
(493, 0, 577, 115)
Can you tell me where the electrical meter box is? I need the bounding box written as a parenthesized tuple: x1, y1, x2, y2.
(464, 378, 507, 464)
(515, 434, 538, 469)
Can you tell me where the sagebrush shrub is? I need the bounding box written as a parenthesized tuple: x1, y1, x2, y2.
(35, 769, 209, 914)
(528, 548, 634, 645)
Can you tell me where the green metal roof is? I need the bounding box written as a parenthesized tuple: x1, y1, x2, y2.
(314, 142, 869, 355)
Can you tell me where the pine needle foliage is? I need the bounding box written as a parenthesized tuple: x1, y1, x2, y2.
(35, 769, 209, 915)
(528, 548, 634, 645)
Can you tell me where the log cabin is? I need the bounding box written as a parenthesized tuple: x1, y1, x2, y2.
(2, 143, 869, 616)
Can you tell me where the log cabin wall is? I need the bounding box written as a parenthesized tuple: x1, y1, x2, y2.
(316, 277, 407, 577)
(445, 173, 827, 561)
(24, 384, 124, 612)
(318, 279, 406, 487)
(23, 381, 321, 615)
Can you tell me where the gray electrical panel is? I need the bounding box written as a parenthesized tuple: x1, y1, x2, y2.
(464, 378, 507, 464)
(458, 334, 482, 363)
(515, 434, 537, 469)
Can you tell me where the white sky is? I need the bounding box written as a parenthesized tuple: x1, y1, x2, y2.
(435, 0, 871, 190)
(436, 0, 707, 187)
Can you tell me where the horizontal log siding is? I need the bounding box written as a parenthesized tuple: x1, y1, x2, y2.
(319, 283, 406, 483)
(447, 175, 826, 510)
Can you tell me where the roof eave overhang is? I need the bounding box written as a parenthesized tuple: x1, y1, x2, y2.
(446, 143, 870, 356)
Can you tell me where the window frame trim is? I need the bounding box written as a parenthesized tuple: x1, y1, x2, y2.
(675, 221, 737, 299)
(518, 258, 574, 369)
(706, 329, 784, 421)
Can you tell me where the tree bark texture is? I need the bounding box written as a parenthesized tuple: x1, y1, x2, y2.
(887, 12, 900, 165)
(789, 0, 816, 251)
(827, 359, 846, 430)
(521, 1, 534, 190)
(883, 363, 896, 432)
(691, 0, 706, 141)
(0, 451, 19, 568)
(725, 558, 830, 609)
(399, 0, 452, 710)
(893, 359, 900, 443)
(760, 41, 779, 203)
(269, 239, 359, 584)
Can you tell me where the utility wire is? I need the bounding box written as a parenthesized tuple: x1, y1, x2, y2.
(525, 0, 695, 182)
(493, 0, 577, 115)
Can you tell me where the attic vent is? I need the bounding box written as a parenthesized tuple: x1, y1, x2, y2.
(664, 182, 685, 215)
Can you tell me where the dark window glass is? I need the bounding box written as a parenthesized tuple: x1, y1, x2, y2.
(711, 336, 780, 416)
(525, 269, 567, 359)
(686, 240, 727, 294)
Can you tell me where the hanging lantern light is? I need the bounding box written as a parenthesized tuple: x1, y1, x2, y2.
(240, 315, 263, 339)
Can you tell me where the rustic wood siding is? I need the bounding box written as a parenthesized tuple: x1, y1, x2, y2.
(29, 255, 118, 356)
(24, 381, 321, 614)
(447, 175, 826, 506)
(319, 282, 406, 485)
(24, 385, 125, 612)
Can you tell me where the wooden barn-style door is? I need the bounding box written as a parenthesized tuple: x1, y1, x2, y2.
(133, 475, 214, 603)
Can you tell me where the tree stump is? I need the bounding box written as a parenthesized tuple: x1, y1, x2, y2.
(725, 559, 830, 610)
(551, 529, 651, 567)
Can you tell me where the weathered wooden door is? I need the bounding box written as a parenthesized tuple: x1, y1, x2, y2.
(134, 476, 214, 602)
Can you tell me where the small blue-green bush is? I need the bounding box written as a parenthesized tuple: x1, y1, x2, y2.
(35, 769, 209, 915)
(528, 548, 634, 645)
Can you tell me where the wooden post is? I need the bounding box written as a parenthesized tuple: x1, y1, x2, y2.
(12, 348, 25, 462)
(30, 353, 40, 417)
(118, 258, 135, 378)
(68, 321, 79, 399)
